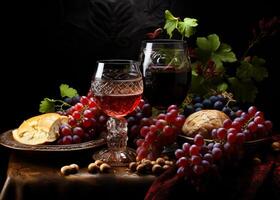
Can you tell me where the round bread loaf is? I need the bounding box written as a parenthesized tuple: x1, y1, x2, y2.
(12, 113, 68, 145)
(182, 110, 229, 139)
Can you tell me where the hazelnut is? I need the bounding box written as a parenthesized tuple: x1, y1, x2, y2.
(100, 163, 111, 173)
(272, 141, 280, 151)
(69, 164, 79, 171)
(163, 165, 170, 170)
(94, 160, 104, 166)
(152, 164, 163, 176)
(136, 164, 147, 174)
(163, 155, 169, 160)
(88, 163, 100, 174)
(253, 157, 262, 165)
(151, 161, 156, 165)
(60, 166, 73, 176)
(129, 162, 137, 172)
(165, 161, 174, 166)
(156, 157, 165, 166)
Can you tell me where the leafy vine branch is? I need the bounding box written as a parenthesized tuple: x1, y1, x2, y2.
(163, 10, 279, 103)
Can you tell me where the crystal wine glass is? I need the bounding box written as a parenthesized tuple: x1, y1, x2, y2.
(139, 39, 192, 110)
(91, 60, 143, 166)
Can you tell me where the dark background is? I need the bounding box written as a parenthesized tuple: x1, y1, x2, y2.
(1, 0, 279, 190)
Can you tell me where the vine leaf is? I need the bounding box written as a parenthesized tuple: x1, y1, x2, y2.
(237, 56, 268, 81)
(177, 18, 198, 38)
(164, 10, 178, 38)
(60, 84, 78, 98)
(39, 98, 56, 113)
(228, 77, 258, 102)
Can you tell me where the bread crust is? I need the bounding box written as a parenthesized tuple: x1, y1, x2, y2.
(182, 110, 229, 139)
(12, 113, 68, 145)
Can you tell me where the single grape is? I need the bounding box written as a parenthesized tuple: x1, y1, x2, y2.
(248, 121, 257, 133)
(236, 132, 246, 144)
(140, 126, 150, 137)
(177, 167, 186, 176)
(248, 106, 257, 117)
(167, 105, 178, 112)
(209, 95, 218, 104)
(203, 153, 213, 164)
(194, 134, 204, 146)
(72, 127, 84, 138)
(80, 96, 89, 105)
(254, 116, 264, 124)
(191, 155, 202, 165)
(217, 128, 227, 140)
(222, 106, 231, 115)
(83, 109, 94, 118)
(223, 119, 232, 129)
(60, 126, 72, 136)
(72, 111, 81, 120)
(72, 135, 81, 143)
(212, 148, 222, 160)
(175, 149, 185, 159)
(184, 105, 195, 116)
(227, 133, 237, 144)
(82, 117, 92, 128)
(174, 115, 185, 128)
(190, 145, 200, 156)
(157, 113, 166, 120)
(162, 125, 174, 137)
(201, 160, 210, 172)
(142, 104, 152, 117)
(182, 143, 190, 154)
(176, 157, 189, 167)
(195, 107, 202, 112)
(202, 99, 212, 108)
(213, 101, 223, 110)
(62, 135, 73, 145)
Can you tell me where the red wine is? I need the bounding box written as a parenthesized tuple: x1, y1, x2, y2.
(144, 67, 191, 109)
(94, 93, 142, 118)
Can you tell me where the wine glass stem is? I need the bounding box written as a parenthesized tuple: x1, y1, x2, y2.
(106, 117, 128, 151)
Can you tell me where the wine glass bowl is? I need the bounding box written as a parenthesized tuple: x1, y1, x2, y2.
(139, 39, 192, 109)
(91, 60, 143, 166)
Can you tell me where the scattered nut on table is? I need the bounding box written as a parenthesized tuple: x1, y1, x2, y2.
(99, 163, 111, 173)
(129, 156, 174, 176)
(60, 163, 79, 176)
(88, 161, 111, 174)
(88, 163, 100, 174)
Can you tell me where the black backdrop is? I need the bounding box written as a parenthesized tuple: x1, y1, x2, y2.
(0, 0, 279, 188)
(2, 0, 279, 132)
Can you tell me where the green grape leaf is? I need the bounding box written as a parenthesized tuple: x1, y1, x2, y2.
(164, 10, 179, 38)
(217, 82, 228, 92)
(228, 77, 258, 102)
(177, 18, 198, 38)
(60, 84, 78, 98)
(39, 98, 56, 113)
(214, 43, 237, 62)
(196, 34, 220, 52)
(237, 57, 268, 82)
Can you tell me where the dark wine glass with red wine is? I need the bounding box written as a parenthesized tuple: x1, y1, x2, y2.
(91, 60, 143, 166)
(139, 39, 191, 110)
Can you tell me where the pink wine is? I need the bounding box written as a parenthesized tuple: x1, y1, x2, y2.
(94, 93, 142, 118)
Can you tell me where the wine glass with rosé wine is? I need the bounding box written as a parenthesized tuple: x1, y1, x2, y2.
(91, 60, 143, 166)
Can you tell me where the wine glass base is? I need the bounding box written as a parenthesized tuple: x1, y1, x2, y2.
(92, 148, 136, 167)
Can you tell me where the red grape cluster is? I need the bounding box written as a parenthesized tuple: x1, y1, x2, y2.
(175, 106, 273, 177)
(57, 96, 108, 145)
(126, 99, 153, 144)
(211, 106, 273, 145)
(135, 105, 185, 161)
(176, 134, 221, 177)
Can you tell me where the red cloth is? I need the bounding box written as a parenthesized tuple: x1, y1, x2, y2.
(145, 153, 280, 200)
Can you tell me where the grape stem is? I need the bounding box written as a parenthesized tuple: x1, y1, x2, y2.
(46, 98, 71, 111)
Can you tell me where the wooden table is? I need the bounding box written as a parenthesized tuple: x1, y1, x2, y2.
(0, 151, 155, 200)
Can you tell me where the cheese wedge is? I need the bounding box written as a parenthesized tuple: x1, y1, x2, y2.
(12, 113, 68, 145)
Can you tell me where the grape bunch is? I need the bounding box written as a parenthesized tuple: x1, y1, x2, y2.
(135, 105, 185, 161)
(211, 106, 273, 145)
(57, 96, 108, 145)
(175, 134, 221, 177)
(184, 94, 238, 120)
(126, 99, 153, 145)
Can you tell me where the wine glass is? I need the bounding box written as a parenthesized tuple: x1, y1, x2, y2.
(139, 39, 192, 110)
(91, 60, 143, 166)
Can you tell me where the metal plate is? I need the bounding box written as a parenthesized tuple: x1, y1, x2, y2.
(0, 130, 106, 152)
